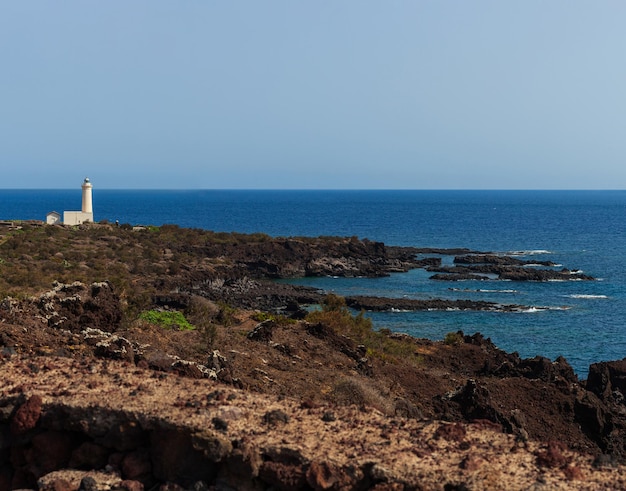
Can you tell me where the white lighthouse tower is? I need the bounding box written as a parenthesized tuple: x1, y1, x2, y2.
(81, 177, 93, 214)
(62, 178, 94, 225)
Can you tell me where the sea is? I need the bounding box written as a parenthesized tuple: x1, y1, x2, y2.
(2, 189, 626, 377)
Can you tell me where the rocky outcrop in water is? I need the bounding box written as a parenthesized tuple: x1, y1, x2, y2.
(428, 254, 594, 282)
(345, 296, 528, 312)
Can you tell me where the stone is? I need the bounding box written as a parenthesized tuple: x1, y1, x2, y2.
(40, 478, 73, 491)
(263, 410, 290, 427)
(70, 442, 110, 470)
(78, 476, 98, 491)
(535, 441, 569, 469)
(118, 480, 145, 491)
(247, 320, 275, 342)
(11, 395, 42, 435)
(121, 449, 152, 482)
(259, 461, 306, 491)
(587, 359, 626, 401)
(306, 461, 341, 490)
(26, 430, 74, 477)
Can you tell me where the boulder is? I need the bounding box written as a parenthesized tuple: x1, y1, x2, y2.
(586, 359, 626, 401)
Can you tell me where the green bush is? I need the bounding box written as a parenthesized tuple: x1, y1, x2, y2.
(251, 311, 276, 322)
(139, 310, 195, 331)
(216, 302, 238, 327)
(307, 294, 372, 333)
(306, 294, 415, 362)
(444, 331, 464, 346)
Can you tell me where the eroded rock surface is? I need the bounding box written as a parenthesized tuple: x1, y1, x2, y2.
(2, 356, 626, 491)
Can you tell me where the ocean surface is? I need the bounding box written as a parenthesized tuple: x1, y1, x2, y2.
(2, 189, 626, 376)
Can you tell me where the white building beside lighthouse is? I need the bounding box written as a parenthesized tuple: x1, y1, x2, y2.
(63, 178, 94, 225)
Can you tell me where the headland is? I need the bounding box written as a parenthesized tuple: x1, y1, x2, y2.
(1, 222, 625, 490)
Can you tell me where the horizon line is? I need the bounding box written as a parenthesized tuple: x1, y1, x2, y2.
(1, 188, 626, 192)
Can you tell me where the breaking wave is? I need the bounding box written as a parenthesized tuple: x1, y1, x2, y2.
(514, 305, 571, 313)
(508, 249, 553, 256)
(448, 288, 518, 294)
(565, 294, 608, 299)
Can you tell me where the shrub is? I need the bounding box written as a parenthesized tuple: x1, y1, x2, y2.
(139, 310, 195, 331)
(216, 302, 238, 327)
(307, 294, 417, 363)
(306, 294, 372, 335)
(199, 323, 218, 350)
(250, 311, 295, 325)
(251, 311, 275, 322)
(444, 331, 464, 346)
(331, 376, 394, 415)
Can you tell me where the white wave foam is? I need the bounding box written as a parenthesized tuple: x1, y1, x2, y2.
(565, 294, 608, 299)
(508, 249, 552, 256)
(515, 305, 571, 313)
(449, 288, 518, 293)
(515, 307, 544, 313)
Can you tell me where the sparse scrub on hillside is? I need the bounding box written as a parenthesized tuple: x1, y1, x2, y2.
(250, 311, 296, 326)
(139, 310, 195, 331)
(306, 294, 417, 363)
(444, 331, 464, 346)
(332, 376, 394, 415)
(216, 302, 238, 327)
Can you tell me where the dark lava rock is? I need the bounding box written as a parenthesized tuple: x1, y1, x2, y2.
(499, 268, 594, 281)
(517, 355, 578, 383)
(449, 379, 505, 426)
(263, 410, 290, 427)
(586, 359, 626, 401)
(434, 423, 467, 443)
(535, 441, 570, 468)
(454, 254, 556, 267)
(212, 417, 228, 432)
(78, 476, 98, 491)
(11, 394, 42, 435)
(247, 320, 275, 342)
(345, 296, 522, 312)
(430, 273, 491, 281)
(70, 442, 110, 470)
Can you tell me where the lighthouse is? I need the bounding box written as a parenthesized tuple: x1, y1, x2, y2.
(82, 178, 93, 214)
(62, 178, 95, 225)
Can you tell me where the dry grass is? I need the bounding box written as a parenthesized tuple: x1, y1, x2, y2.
(332, 376, 395, 415)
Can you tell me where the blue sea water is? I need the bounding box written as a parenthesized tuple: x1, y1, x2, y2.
(2, 189, 626, 376)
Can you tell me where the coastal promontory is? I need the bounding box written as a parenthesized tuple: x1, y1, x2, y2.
(0, 222, 624, 490)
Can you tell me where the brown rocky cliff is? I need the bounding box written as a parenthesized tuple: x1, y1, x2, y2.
(2, 355, 626, 491)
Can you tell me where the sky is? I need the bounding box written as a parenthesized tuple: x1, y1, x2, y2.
(1, 2, 626, 190)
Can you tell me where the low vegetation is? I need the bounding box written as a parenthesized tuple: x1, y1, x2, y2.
(0, 223, 282, 322)
(306, 293, 417, 363)
(138, 310, 195, 331)
(444, 331, 464, 345)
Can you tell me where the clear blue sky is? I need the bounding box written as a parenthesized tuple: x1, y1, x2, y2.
(1, 2, 625, 189)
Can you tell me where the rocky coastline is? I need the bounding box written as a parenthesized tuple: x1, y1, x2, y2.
(0, 223, 623, 491)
